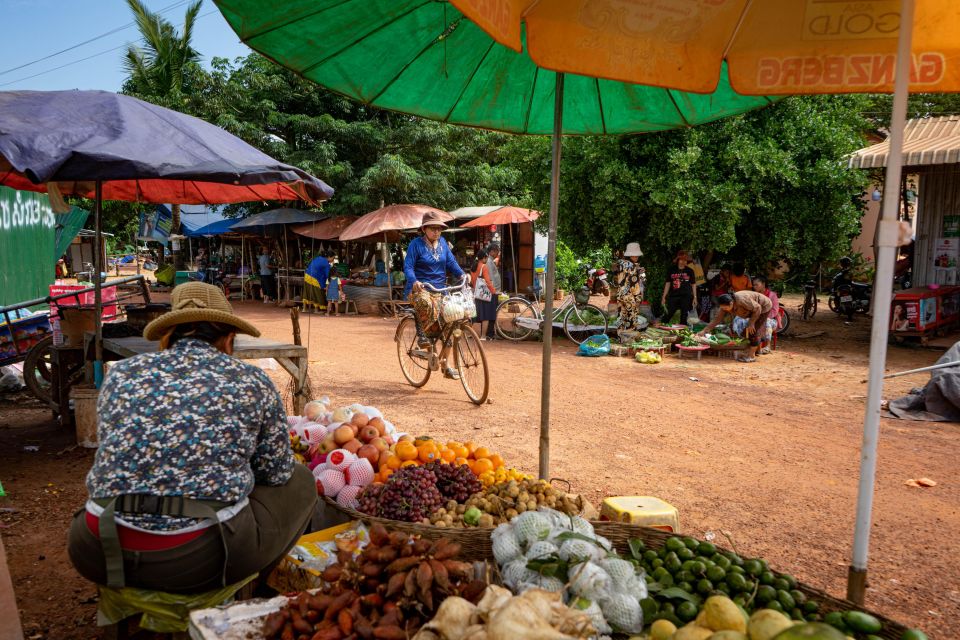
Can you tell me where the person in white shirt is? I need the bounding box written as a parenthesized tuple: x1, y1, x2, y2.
(258, 246, 276, 303)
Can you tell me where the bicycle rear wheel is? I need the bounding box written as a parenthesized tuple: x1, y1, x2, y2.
(454, 325, 489, 405)
(395, 317, 431, 387)
(563, 303, 608, 344)
(495, 297, 538, 341)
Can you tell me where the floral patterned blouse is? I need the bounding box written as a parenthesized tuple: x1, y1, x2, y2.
(85, 338, 293, 531)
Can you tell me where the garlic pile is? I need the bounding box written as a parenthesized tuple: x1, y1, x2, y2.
(412, 584, 595, 640)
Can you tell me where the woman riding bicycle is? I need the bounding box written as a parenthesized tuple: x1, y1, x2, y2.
(403, 212, 465, 378)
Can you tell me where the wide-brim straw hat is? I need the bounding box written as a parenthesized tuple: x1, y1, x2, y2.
(624, 242, 643, 257)
(420, 211, 449, 229)
(143, 282, 260, 341)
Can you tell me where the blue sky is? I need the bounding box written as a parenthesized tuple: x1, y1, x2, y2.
(0, 0, 252, 92)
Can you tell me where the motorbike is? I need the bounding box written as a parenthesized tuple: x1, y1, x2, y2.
(584, 264, 610, 297)
(829, 271, 871, 320)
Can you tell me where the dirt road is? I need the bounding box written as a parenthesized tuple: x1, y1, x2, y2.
(2, 295, 957, 638)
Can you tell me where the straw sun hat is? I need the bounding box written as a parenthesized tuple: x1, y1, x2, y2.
(420, 211, 449, 229)
(143, 282, 260, 341)
(624, 242, 643, 257)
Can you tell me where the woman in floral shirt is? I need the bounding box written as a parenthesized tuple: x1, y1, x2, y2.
(68, 282, 316, 591)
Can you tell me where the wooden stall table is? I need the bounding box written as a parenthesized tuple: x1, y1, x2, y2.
(276, 271, 305, 307)
(88, 334, 310, 412)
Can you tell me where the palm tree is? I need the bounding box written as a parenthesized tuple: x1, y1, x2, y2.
(123, 0, 202, 263)
(123, 0, 202, 96)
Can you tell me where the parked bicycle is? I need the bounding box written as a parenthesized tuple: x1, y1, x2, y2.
(495, 282, 608, 344)
(395, 276, 489, 405)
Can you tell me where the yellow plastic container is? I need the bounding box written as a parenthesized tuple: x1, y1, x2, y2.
(600, 496, 680, 532)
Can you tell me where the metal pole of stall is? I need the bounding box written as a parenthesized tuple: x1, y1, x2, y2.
(539, 72, 564, 480)
(847, 0, 914, 604)
(93, 181, 104, 387)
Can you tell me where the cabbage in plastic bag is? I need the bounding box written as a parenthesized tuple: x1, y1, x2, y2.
(568, 561, 611, 599)
(512, 511, 551, 547)
(491, 523, 522, 565)
(572, 597, 612, 636)
(558, 538, 607, 564)
(600, 592, 643, 634)
(524, 540, 559, 561)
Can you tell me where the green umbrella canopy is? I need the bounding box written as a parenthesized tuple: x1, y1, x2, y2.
(213, 0, 778, 135)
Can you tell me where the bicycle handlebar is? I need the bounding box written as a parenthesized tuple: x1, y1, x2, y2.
(422, 274, 470, 293)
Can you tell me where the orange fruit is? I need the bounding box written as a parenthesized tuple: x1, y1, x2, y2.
(439, 448, 456, 463)
(386, 455, 401, 470)
(473, 458, 494, 474)
(418, 447, 439, 463)
(454, 456, 469, 467)
(489, 454, 505, 469)
(396, 442, 418, 461)
(381, 468, 394, 480)
(473, 446, 491, 460)
(448, 443, 468, 459)
(401, 460, 419, 468)
(464, 441, 478, 456)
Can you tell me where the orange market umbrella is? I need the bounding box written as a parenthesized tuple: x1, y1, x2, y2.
(462, 207, 540, 294)
(292, 216, 359, 241)
(460, 205, 539, 227)
(339, 204, 452, 242)
(451, 0, 957, 603)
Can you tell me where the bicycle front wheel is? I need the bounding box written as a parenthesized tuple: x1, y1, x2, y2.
(563, 303, 608, 345)
(454, 325, 489, 405)
(496, 297, 538, 341)
(396, 316, 432, 387)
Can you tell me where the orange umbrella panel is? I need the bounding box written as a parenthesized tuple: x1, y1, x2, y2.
(460, 205, 540, 227)
(339, 204, 453, 242)
(292, 215, 359, 240)
(450, 0, 960, 95)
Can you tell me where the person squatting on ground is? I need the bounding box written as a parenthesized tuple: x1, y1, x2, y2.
(68, 282, 316, 592)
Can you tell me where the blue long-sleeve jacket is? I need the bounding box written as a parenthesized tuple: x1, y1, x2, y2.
(403, 236, 464, 297)
(305, 256, 330, 289)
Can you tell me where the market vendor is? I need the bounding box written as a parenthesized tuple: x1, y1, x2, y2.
(660, 251, 697, 326)
(67, 282, 316, 592)
(698, 290, 772, 363)
(615, 242, 646, 333)
(303, 249, 332, 312)
(403, 211, 465, 378)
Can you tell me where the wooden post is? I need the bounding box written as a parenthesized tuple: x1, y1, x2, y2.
(291, 307, 302, 346)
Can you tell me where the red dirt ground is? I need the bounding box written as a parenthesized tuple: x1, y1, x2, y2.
(1, 293, 957, 639)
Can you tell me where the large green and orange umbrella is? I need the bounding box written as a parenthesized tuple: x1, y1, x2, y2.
(214, 0, 958, 600)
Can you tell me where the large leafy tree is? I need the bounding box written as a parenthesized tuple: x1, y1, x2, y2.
(503, 95, 871, 292)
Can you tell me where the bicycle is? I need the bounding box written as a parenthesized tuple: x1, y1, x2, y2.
(495, 282, 609, 344)
(799, 279, 818, 320)
(395, 277, 489, 405)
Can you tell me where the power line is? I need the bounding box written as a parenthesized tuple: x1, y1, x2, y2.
(0, 0, 192, 77)
(0, 9, 218, 89)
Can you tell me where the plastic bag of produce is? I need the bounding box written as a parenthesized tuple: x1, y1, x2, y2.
(524, 540, 559, 560)
(573, 598, 612, 635)
(557, 537, 606, 564)
(568, 561, 612, 599)
(502, 558, 540, 590)
(492, 524, 522, 564)
(600, 592, 644, 634)
(576, 334, 610, 357)
(512, 511, 552, 547)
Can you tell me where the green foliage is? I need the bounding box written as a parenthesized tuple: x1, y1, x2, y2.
(504, 95, 871, 278)
(122, 0, 202, 96)
(553, 242, 583, 293)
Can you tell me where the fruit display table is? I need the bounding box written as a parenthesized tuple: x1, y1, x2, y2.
(89, 334, 310, 412)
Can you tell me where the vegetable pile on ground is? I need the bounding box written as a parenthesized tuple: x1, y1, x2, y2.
(637, 351, 662, 364)
(412, 584, 595, 640)
(491, 508, 647, 636)
(261, 523, 486, 640)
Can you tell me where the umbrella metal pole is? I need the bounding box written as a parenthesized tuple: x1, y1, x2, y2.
(539, 72, 564, 480)
(847, 0, 914, 605)
(93, 181, 104, 387)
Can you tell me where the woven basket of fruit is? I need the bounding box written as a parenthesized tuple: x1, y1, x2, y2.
(324, 475, 595, 562)
(590, 522, 910, 640)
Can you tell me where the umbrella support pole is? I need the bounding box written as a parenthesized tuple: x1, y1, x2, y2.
(847, 0, 914, 605)
(539, 72, 564, 480)
(93, 181, 104, 388)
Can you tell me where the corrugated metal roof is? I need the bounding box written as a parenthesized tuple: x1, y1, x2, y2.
(448, 206, 503, 220)
(849, 116, 960, 169)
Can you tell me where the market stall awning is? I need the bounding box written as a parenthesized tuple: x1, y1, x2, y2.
(190, 218, 238, 237)
(179, 205, 228, 237)
(292, 216, 359, 241)
(849, 116, 960, 169)
(448, 206, 504, 220)
(461, 206, 539, 227)
(230, 208, 328, 234)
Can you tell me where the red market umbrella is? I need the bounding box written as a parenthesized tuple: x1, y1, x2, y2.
(339, 204, 452, 242)
(292, 216, 360, 241)
(462, 206, 540, 294)
(459, 205, 539, 227)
